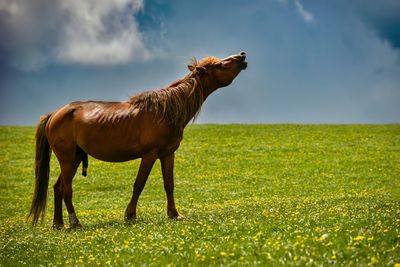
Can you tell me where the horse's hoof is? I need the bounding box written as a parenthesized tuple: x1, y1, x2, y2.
(52, 223, 64, 230)
(168, 212, 184, 220)
(173, 215, 184, 220)
(124, 213, 136, 223)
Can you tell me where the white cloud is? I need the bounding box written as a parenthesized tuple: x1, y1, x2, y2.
(0, 0, 152, 70)
(276, 0, 313, 23)
(294, 0, 313, 23)
(57, 0, 151, 65)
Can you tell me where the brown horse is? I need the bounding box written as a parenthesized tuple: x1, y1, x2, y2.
(28, 51, 247, 228)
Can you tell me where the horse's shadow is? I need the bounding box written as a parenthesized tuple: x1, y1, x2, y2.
(63, 219, 130, 231)
(63, 216, 183, 232)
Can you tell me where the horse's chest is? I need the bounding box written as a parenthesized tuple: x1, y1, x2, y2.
(160, 135, 182, 157)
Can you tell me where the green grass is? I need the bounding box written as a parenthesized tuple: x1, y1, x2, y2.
(0, 124, 399, 266)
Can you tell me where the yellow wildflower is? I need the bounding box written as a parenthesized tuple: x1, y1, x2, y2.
(370, 256, 378, 264)
(354, 235, 365, 241)
(319, 234, 328, 240)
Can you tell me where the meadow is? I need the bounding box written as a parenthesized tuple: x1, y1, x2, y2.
(0, 124, 399, 266)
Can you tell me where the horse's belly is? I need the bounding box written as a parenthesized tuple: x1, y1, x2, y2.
(92, 151, 139, 162)
(77, 132, 142, 162)
(83, 145, 141, 162)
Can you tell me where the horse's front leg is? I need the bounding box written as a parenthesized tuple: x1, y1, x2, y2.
(125, 152, 157, 221)
(161, 153, 182, 220)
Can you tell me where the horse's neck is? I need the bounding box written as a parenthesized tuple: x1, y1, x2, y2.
(166, 76, 206, 128)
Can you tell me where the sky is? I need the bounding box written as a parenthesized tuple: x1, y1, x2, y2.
(0, 0, 399, 125)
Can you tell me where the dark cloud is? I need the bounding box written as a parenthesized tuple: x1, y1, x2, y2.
(365, 16, 400, 49)
(351, 0, 400, 49)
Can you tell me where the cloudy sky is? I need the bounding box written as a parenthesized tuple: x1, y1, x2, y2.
(0, 0, 399, 125)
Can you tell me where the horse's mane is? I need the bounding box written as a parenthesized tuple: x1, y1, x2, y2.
(129, 56, 220, 129)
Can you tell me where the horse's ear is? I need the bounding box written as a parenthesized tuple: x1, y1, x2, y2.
(196, 66, 206, 74)
(188, 65, 206, 74)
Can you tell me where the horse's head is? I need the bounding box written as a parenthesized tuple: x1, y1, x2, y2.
(188, 52, 247, 93)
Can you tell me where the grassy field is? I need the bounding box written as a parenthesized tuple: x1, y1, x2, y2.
(0, 124, 399, 266)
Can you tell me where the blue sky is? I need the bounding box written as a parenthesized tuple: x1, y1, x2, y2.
(0, 0, 399, 125)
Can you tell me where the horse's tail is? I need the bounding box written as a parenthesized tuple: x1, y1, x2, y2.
(28, 113, 52, 225)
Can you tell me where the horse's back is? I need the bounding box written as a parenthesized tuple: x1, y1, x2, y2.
(45, 101, 134, 159)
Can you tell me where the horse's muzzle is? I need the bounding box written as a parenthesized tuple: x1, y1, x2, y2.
(237, 51, 247, 70)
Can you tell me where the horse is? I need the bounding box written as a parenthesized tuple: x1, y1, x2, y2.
(28, 51, 248, 228)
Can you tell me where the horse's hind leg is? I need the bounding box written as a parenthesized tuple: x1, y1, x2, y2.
(53, 175, 64, 229)
(60, 159, 81, 228)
